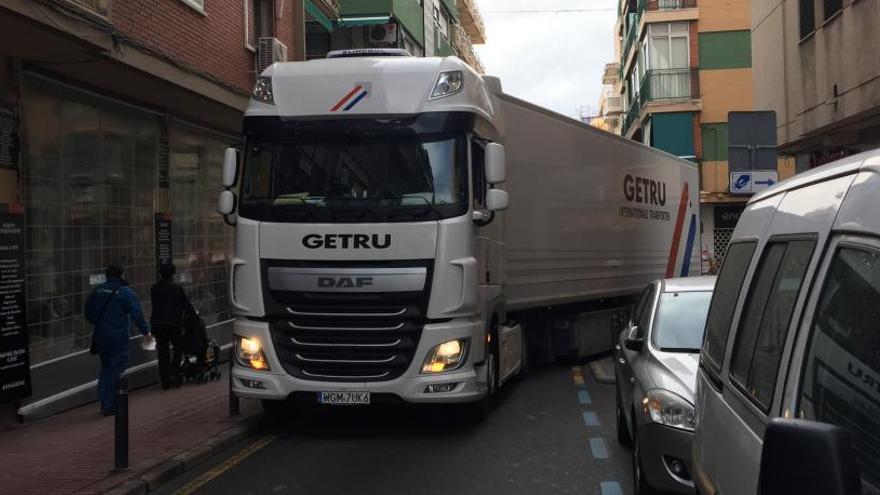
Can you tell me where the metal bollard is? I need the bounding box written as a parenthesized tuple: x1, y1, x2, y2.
(114, 375, 129, 471)
(228, 358, 240, 417)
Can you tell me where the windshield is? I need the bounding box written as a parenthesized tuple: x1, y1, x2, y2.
(652, 291, 713, 352)
(239, 135, 468, 222)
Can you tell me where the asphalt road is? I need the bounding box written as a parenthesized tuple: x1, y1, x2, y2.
(157, 361, 633, 495)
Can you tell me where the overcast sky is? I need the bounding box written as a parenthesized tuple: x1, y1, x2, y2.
(474, 0, 618, 120)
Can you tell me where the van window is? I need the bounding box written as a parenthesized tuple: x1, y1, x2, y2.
(730, 240, 815, 410)
(702, 241, 757, 375)
(798, 246, 880, 492)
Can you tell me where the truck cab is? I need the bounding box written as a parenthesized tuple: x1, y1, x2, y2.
(219, 51, 521, 414)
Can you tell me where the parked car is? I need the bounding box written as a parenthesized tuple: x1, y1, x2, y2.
(693, 150, 880, 495)
(615, 276, 716, 494)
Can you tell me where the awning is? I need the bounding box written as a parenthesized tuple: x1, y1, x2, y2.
(334, 15, 392, 28)
(305, 0, 335, 32)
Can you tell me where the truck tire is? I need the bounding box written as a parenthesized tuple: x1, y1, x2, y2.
(516, 323, 529, 379)
(262, 399, 291, 422)
(465, 334, 499, 422)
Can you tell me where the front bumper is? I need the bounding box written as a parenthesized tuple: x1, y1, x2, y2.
(638, 422, 696, 494)
(230, 317, 486, 404)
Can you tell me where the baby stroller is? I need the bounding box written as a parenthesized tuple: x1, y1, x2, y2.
(178, 310, 222, 384)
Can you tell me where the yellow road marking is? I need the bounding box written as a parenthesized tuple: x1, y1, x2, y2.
(173, 434, 280, 495)
(573, 375, 585, 386)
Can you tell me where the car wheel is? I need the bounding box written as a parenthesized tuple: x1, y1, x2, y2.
(633, 425, 659, 495)
(616, 388, 630, 445)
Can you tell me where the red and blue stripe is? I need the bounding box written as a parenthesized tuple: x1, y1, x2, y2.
(665, 182, 697, 278)
(330, 85, 369, 112)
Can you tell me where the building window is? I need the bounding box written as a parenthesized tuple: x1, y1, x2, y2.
(823, 0, 842, 20)
(648, 22, 689, 70)
(254, 0, 275, 38)
(800, 0, 815, 38)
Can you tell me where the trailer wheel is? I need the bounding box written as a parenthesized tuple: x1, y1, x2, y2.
(516, 323, 529, 379)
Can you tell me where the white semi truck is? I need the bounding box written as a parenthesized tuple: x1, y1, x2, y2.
(218, 50, 700, 417)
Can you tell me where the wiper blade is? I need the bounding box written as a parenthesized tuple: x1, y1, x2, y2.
(659, 347, 702, 353)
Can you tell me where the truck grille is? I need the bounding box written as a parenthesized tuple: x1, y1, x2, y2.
(269, 303, 424, 381)
(262, 259, 433, 383)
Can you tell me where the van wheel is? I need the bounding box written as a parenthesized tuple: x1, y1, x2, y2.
(616, 388, 630, 445)
(633, 425, 659, 495)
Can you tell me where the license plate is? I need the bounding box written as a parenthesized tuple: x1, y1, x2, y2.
(317, 391, 371, 405)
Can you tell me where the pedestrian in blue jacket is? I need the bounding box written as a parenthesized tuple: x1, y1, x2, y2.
(85, 265, 151, 415)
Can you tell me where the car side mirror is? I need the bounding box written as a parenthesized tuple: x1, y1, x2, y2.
(759, 418, 861, 495)
(486, 188, 509, 212)
(485, 143, 506, 184)
(222, 148, 239, 188)
(624, 325, 644, 351)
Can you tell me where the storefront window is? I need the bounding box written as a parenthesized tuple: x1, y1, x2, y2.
(21, 76, 234, 364)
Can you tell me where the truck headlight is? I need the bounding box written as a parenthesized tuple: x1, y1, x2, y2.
(421, 339, 468, 373)
(430, 71, 463, 99)
(235, 335, 270, 371)
(644, 389, 695, 432)
(252, 76, 275, 104)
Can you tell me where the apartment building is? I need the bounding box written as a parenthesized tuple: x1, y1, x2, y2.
(310, 0, 484, 70)
(752, 0, 880, 169)
(611, 0, 796, 270)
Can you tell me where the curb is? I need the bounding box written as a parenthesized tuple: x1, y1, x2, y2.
(588, 358, 616, 385)
(103, 416, 262, 495)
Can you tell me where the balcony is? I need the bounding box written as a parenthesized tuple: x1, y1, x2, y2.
(622, 68, 699, 135)
(457, 0, 486, 44)
(310, 0, 341, 19)
(644, 0, 697, 11)
(452, 24, 485, 73)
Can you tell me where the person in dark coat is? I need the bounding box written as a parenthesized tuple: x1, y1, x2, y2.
(150, 265, 195, 389)
(85, 265, 151, 415)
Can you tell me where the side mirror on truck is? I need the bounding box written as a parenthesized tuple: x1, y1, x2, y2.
(485, 143, 506, 184)
(758, 418, 861, 495)
(222, 148, 239, 188)
(486, 189, 509, 212)
(218, 190, 236, 216)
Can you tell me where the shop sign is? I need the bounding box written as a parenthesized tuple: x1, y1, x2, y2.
(0, 102, 19, 170)
(155, 213, 173, 274)
(714, 205, 745, 230)
(0, 206, 31, 403)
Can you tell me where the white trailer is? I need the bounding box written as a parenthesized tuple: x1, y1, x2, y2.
(217, 50, 699, 418)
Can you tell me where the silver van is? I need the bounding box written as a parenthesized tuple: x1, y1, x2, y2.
(693, 151, 880, 495)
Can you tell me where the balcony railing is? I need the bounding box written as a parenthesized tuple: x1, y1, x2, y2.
(644, 0, 697, 10)
(622, 68, 699, 135)
(639, 68, 699, 104)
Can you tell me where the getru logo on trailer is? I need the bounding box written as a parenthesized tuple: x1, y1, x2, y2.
(330, 82, 372, 112)
(302, 234, 392, 249)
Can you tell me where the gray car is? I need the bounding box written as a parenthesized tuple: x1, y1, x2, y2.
(614, 276, 716, 495)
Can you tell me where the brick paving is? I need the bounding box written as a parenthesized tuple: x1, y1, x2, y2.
(0, 377, 259, 495)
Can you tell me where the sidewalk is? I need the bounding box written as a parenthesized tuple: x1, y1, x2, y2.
(0, 373, 261, 495)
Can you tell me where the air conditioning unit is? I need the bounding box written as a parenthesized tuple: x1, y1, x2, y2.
(256, 37, 288, 74)
(368, 23, 398, 44)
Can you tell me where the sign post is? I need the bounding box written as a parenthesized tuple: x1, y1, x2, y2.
(0, 205, 31, 404)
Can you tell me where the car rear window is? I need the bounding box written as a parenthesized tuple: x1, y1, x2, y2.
(652, 291, 712, 352)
